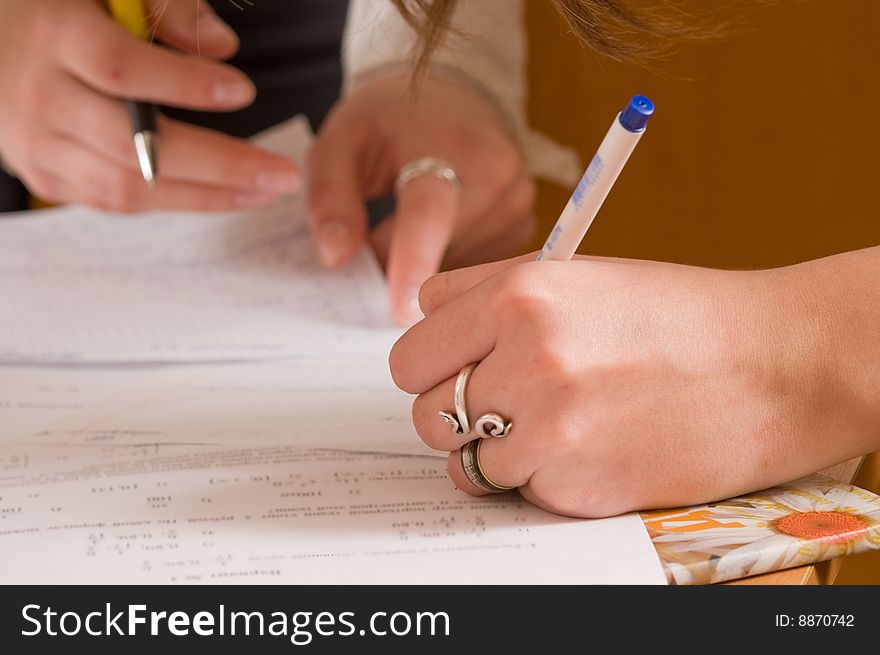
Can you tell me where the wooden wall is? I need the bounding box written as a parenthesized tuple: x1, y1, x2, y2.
(525, 0, 880, 268)
(525, 0, 880, 583)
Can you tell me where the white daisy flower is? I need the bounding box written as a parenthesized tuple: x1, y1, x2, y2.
(647, 475, 880, 584)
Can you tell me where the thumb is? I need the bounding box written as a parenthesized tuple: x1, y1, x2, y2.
(418, 252, 537, 316)
(148, 0, 240, 59)
(306, 133, 370, 269)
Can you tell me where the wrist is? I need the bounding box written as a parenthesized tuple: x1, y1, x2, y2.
(763, 255, 880, 465)
(346, 65, 517, 136)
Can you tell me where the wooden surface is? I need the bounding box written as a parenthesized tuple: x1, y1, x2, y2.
(524, 0, 880, 584)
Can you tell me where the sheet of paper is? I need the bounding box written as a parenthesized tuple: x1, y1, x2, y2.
(0, 115, 666, 584)
(0, 117, 397, 365)
(0, 443, 667, 584)
(0, 359, 430, 457)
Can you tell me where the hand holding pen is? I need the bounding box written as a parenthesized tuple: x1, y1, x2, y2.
(0, 0, 298, 211)
(389, 95, 879, 518)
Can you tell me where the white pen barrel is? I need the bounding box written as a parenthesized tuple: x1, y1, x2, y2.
(538, 114, 644, 261)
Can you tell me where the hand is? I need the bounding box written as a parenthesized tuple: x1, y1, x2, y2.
(308, 73, 535, 326)
(0, 0, 299, 212)
(389, 253, 879, 518)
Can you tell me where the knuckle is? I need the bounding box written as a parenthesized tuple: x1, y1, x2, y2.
(417, 271, 449, 314)
(85, 39, 129, 91)
(496, 264, 548, 322)
(530, 342, 573, 384)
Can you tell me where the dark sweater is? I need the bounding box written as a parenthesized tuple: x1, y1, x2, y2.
(0, 0, 349, 212)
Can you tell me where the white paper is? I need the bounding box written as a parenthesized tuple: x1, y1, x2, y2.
(0, 116, 666, 584)
(0, 359, 430, 457)
(0, 443, 666, 584)
(0, 117, 396, 365)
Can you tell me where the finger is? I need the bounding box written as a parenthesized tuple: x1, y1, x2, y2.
(390, 272, 509, 394)
(32, 130, 277, 213)
(57, 7, 255, 110)
(386, 175, 460, 326)
(42, 73, 298, 194)
(446, 437, 534, 497)
(156, 118, 300, 192)
(306, 131, 370, 268)
(411, 352, 516, 452)
(148, 0, 239, 59)
(417, 253, 536, 317)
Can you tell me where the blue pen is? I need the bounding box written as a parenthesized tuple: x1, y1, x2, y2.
(538, 95, 654, 261)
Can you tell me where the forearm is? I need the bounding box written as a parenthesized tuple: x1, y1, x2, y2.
(783, 246, 880, 464)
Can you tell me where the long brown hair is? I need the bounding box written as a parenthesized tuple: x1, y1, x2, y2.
(390, 0, 748, 76)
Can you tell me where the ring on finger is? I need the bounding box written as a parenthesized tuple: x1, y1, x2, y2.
(395, 157, 461, 195)
(460, 439, 515, 494)
(474, 413, 513, 438)
(438, 362, 476, 435)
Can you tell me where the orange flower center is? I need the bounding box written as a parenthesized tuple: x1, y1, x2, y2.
(774, 511, 867, 544)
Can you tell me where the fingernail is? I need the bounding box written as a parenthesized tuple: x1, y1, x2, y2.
(317, 222, 352, 267)
(199, 9, 238, 48)
(212, 78, 254, 107)
(257, 170, 299, 195)
(394, 286, 425, 327)
(235, 191, 276, 208)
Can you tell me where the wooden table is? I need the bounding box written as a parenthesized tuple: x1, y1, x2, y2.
(727, 453, 880, 585)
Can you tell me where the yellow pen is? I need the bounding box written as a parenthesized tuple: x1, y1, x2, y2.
(107, 0, 158, 186)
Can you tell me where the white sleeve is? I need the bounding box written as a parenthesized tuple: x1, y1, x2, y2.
(343, 0, 581, 187)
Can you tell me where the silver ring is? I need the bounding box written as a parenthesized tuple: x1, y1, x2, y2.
(395, 157, 461, 195)
(438, 363, 476, 435)
(460, 439, 515, 493)
(474, 413, 512, 438)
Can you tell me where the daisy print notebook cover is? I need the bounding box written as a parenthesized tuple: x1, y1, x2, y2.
(641, 475, 880, 584)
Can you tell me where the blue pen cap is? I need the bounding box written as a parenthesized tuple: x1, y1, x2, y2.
(619, 95, 654, 132)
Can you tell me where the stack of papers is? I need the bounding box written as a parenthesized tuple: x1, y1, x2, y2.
(0, 118, 666, 584)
